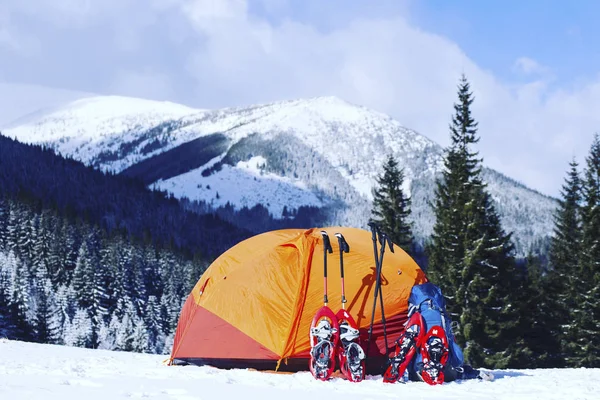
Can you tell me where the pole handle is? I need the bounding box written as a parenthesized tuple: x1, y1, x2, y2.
(321, 230, 333, 254)
(320, 230, 332, 305)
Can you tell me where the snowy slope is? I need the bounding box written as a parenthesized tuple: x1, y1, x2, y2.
(158, 156, 324, 217)
(3, 96, 198, 166)
(3, 95, 558, 254)
(1, 339, 598, 400)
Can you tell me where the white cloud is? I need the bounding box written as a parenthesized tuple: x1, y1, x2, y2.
(184, 0, 248, 21)
(0, 82, 93, 127)
(108, 70, 175, 101)
(0, 0, 598, 197)
(0, 4, 39, 55)
(176, 0, 600, 197)
(513, 56, 551, 76)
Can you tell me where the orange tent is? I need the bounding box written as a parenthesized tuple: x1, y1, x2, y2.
(169, 226, 427, 372)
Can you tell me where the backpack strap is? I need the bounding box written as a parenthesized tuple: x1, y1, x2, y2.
(407, 303, 419, 319)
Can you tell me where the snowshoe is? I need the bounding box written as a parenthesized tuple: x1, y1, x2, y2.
(336, 313, 365, 382)
(309, 309, 339, 381)
(383, 311, 425, 383)
(417, 325, 449, 385)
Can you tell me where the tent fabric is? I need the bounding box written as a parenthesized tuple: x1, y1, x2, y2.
(170, 226, 427, 371)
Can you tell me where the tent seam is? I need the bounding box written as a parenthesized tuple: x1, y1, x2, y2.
(282, 230, 316, 360)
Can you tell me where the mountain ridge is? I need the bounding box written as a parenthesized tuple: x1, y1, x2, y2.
(3, 94, 557, 255)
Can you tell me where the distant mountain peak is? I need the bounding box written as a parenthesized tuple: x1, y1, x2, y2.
(4, 93, 557, 255)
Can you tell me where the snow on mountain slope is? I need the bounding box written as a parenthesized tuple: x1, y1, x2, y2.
(1, 339, 598, 400)
(2, 96, 199, 165)
(157, 156, 324, 217)
(3, 95, 557, 254)
(173, 96, 437, 197)
(154, 96, 439, 201)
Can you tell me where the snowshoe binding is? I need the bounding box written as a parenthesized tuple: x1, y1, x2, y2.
(337, 319, 365, 382)
(383, 311, 425, 383)
(417, 325, 449, 385)
(309, 316, 339, 381)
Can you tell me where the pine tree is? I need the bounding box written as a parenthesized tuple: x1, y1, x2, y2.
(34, 275, 61, 344)
(122, 242, 146, 314)
(53, 284, 77, 344)
(8, 253, 34, 341)
(113, 302, 139, 352)
(72, 241, 95, 309)
(0, 198, 8, 251)
(570, 134, 600, 367)
(509, 253, 562, 368)
(427, 74, 519, 368)
(0, 252, 15, 337)
(371, 154, 413, 253)
(97, 318, 115, 350)
(131, 322, 150, 353)
(427, 74, 485, 318)
(31, 210, 52, 276)
(64, 308, 93, 348)
(6, 204, 23, 257)
(547, 159, 582, 365)
(144, 295, 165, 353)
(550, 159, 583, 274)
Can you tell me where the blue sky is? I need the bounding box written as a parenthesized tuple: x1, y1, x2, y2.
(410, 0, 599, 85)
(0, 0, 598, 198)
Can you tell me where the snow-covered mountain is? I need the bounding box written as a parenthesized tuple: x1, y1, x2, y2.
(2, 339, 599, 400)
(3, 95, 557, 254)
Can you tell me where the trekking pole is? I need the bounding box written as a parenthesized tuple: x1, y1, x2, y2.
(320, 230, 334, 306)
(335, 233, 350, 309)
(376, 232, 394, 358)
(366, 221, 380, 359)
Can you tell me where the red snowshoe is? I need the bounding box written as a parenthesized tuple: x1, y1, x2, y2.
(309, 307, 340, 380)
(383, 311, 425, 383)
(336, 309, 365, 382)
(418, 325, 449, 385)
(309, 231, 340, 381)
(332, 232, 365, 382)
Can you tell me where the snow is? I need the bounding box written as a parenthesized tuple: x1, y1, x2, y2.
(2, 96, 199, 165)
(172, 96, 435, 200)
(3, 93, 559, 254)
(1, 339, 599, 400)
(154, 155, 324, 217)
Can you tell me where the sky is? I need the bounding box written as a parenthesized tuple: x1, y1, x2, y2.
(0, 0, 598, 198)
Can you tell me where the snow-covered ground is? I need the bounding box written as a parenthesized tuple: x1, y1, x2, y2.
(1, 339, 598, 400)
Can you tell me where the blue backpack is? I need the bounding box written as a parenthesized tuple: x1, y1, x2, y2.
(408, 282, 464, 369)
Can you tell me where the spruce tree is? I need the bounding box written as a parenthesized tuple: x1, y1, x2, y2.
(34, 276, 60, 344)
(427, 74, 484, 318)
(519, 252, 561, 367)
(548, 158, 582, 365)
(427, 74, 519, 368)
(72, 241, 95, 310)
(371, 154, 413, 253)
(0, 198, 8, 251)
(64, 308, 93, 348)
(570, 134, 600, 367)
(0, 253, 15, 337)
